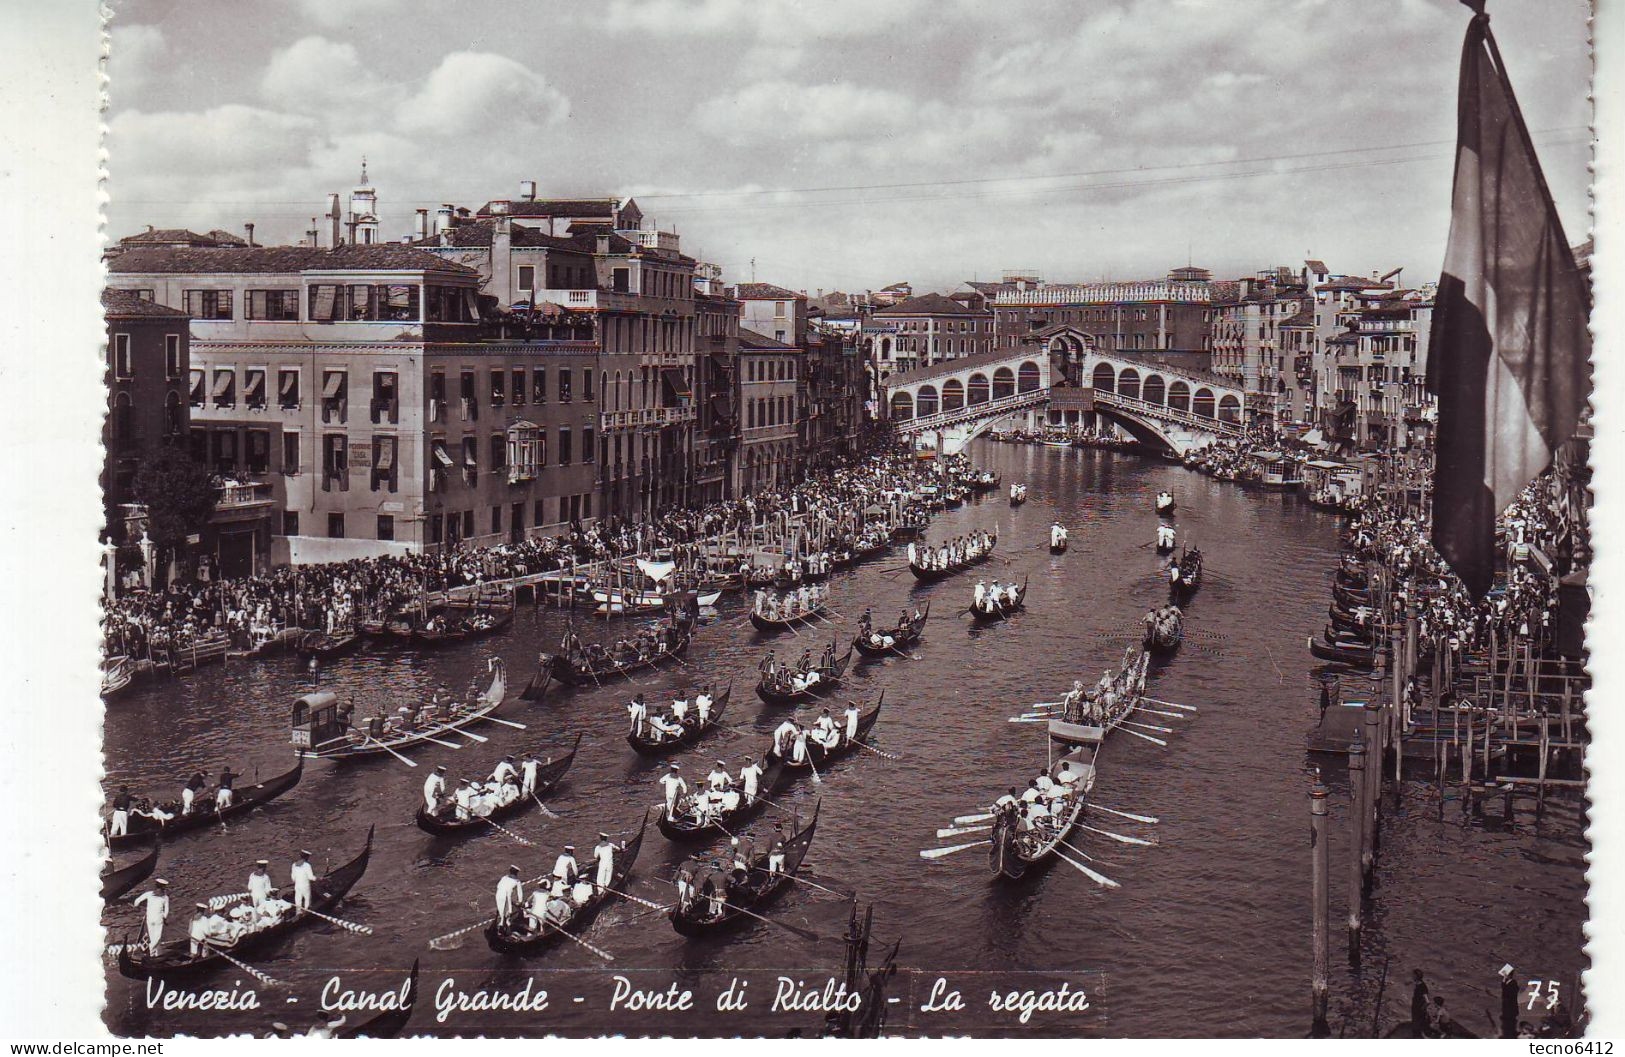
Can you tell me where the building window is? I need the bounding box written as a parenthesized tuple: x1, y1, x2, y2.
(490, 433, 507, 473)
(281, 431, 300, 475)
(244, 367, 267, 409)
(558, 426, 572, 465)
(165, 334, 182, 379)
(112, 333, 132, 379)
(612, 268, 629, 293)
(211, 429, 237, 474)
(212, 367, 236, 408)
(371, 371, 399, 424)
(558, 368, 572, 403)
(512, 368, 526, 406)
(278, 368, 301, 409)
(775, 301, 787, 316)
(532, 368, 547, 404)
(164, 391, 183, 437)
(507, 423, 539, 482)
(429, 371, 446, 422)
(491, 369, 506, 407)
(376, 514, 394, 541)
(245, 289, 301, 321)
(245, 429, 270, 474)
(328, 512, 345, 538)
(518, 265, 535, 292)
(371, 434, 398, 492)
(429, 513, 443, 545)
(491, 504, 502, 534)
(283, 511, 299, 537)
(583, 368, 594, 401)
(321, 370, 348, 423)
(183, 289, 233, 320)
(425, 285, 475, 323)
(460, 369, 478, 420)
(462, 434, 479, 485)
(322, 433, 348, 491)
(582, 426, 595, 463)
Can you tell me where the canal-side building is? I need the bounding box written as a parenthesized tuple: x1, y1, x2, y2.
(105, 243, 602, 562)
(991, 273, 1213, 372)
(868, 293, 993, 370)
(733, 282, 809, 347)
(1208, 268, 1309, 431)
(695, 290, 742, 501)
(102, 288, 191, 520)
(736, 327, 801, 493)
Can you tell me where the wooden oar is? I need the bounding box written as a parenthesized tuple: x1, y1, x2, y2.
(848, 738, 901, 762)
(717, 900, 820, 942)
(207, 891, 250, 910)
(936, 823, 989, 839)
(360, 730, 419, 768)
(456, 728, 490, 743)
(1142, 696, 1198, 712)
(203, 941, 282, 987)
(301, 907, 374, 935)
(480, 815, 536, 847)
(803, 751, 823, 785)
(596, 885, 667, 912)
(428, 916, 495, 949)
(1093, 805, 1159, 825)
(544, 922, 614, 961)
(1122, 719, 1174, 734)
(1117, 726, 1167, 747)
(1134, 706, 1188, 720)
(1078, 822, 1155, 847)
(418, 734, 463, 750)
(1007, 717, 1047, 725)
(952, 811, 993, 825)
(530, 793, 560, 820)
(1053, 848, 1120, 888)
(779, 871, 855, 900)
(484, 716, 528, 731)
(919, 839, 991, 860)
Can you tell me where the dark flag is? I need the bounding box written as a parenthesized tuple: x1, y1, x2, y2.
(1427, 5, 1590, 597)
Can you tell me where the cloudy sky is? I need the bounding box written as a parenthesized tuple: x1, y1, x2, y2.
(105, 0, 1592, 293)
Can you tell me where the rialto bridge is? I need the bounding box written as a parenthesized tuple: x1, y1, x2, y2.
(881, 330, 1245, 456)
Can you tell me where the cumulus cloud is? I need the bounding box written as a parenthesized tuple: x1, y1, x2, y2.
(396, 52, 569, 136)
(696, 80, 915, 145)
(107, 22, 164, 102)
(293, 0, 403, 30)
(261, 36, 390, 113)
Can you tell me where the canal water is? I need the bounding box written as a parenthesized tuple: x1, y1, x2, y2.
(101, 439, 1588, 1037)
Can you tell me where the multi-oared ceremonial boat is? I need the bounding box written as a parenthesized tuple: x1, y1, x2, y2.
(291, 659, 509, 762)
(908, 533, 998, 582)
(484, 812, 649, 956)
(669, 803, 819, 938)
(106, 759, 305, 850)
(749, 598, 829, 633)
(414, 734, 581, 837)
(988, 746, 1096, 882)
(1169, 547, 1203, 602)
(117, 826, 374, 981)
(627, 682, 733, 755)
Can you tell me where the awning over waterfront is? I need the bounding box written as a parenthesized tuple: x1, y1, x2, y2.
(662, 368, 692, 401)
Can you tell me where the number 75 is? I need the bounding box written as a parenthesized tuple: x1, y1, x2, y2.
(1526, 979, 1561, 1011)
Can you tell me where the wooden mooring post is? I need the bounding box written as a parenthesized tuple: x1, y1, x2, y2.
(1347, 728, 1367, 961)
(1311, 777, 1331, 1036)
(1364, 699, 1383, 873)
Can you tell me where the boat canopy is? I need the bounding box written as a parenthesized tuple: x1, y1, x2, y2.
(295, 690, 339, 710)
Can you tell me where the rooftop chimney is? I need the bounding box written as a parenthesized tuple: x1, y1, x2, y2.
(435, 204, 454, 234)
(328, 193, 342, 247)
(414, 208, 429, 241)
(244, 222, 256, 247)
(306, 220, 319, 247)
(491, 200, 511, 214)
(519, 180, 537, 201)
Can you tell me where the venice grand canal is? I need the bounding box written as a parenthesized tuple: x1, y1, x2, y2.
(100, 440, 1588, 1037)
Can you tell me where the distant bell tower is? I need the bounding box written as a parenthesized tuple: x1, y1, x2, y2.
(348, 158, 379, 245)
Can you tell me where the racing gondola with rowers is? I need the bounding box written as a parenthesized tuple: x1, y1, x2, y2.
(291, 659, 510, 762)
(414, 734, 581, 836)
(484, 812, 649, 956)
(101, 838, 159, 901)
(1168, 546, 1203, 602)
(541, 606, 697, 688)
(340, 959, 419, 1038)
(105, 759, 305, 850)
(294, 627, 361, 662)
(657, 756, 787, 842)
(853, 603, 928, 658)
(1142, 606, 1184, 653)
(755, 644, 855, 705)
(1008, 483, 1028, 506)
(627, 681, 734, 755)
(670, 802, 820, 938)
(749, 594, 829, 633)
(969, 471, 1001, 492)
(117, 826, 374, 981)
(989, 744, 1097, 882)
(908, 532, 998, 582)
(1155, 491, 1176, 514)
(769, 697, 884, 778)
(969, 577, 1027, 624)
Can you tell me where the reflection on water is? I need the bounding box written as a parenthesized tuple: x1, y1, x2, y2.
(102, 440, 1587, 1037)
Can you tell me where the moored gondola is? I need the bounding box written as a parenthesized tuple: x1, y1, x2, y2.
(414, 734, 582, 836)
(627, 681, 734, 755)
(1308, 636, 1375, 667)
(670, 803, 819, 937)
(340, 960, 419, 1039)
(117, 825, 374, 981)
(106, 759, 305, 850)
(755, 644, 855, 705)
(483, 811, 649, 956)
(969, 577, 1027, 624)
(853, 603, 928, 658)
(295, 628, 361, 661)
(1332, 581, 1372, 609)
(101, 838, 159, 901)
(657, 756, 786, 842)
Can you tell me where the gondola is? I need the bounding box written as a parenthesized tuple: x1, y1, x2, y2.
(627, 681, 734, 755)
(462, 601, 516, 638)
(769, 697, 883, 778)
(1169, 547, 1203, 601)
(670, 803, 820, 938)
(542, 609, 696, 688)
(657, 756, 787, 842)
(101, 655, 139, 700)
(117, 826, 374, 981)
(944, 488, 966, 509)
(1142, 609, 1183, 652)
(1329, 606, 1375, 635)
(106, 758, 305, 850)
(414, 734, 582, 836)
(340, 959, 419, 1039)
(101, 838, 159, 901)
(1323, 623, 1375, 648)
(1155, 491, 1176, 514)
(755, 644, 855, 705)
(1008, 486, 1027, 507)
(1332, 582, 1372, 610)
(750, 599, 829, 633)
(853, 603, 928, 658)
(1049, 535, 1068, 555)
(484, 812, 649, 955)
(294, 628, 361, 661)
(969, 577, 1027, 624)
(410, 618, 470, 648)
(969, 472, 1001, 492)
(908, 533, 998, 582)
(1308, 636, 1375, 667)
(292, 659, 509, 761)
(1334, 568, 1369, 592)
(989, 744, 1096, 882)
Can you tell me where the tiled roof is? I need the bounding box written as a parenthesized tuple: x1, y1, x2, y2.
(477, 198, 621, 218)
(1317, 277, 1394, 292)
(739, 327, 798, 351)
(873, 293, 987, 317)
(733, 282, 804, 301)
(409, 220, 589, 253)
(102, 287, 190, 318)
(118, 227, 245, 247)
(1208, 281, 1240, 304)
(1280, 307, 1315, 327)
(1305, 259, 1329, 274)
(107, 244, 479, 276)
(965, 281, 1016, 295)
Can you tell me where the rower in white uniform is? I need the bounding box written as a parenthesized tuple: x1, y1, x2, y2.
(109, 786, 132, 838)
(132, 879, 170, 949)
(494, 866, 524, 927)
(290, 850, 316, 912)
(672, 695, 690, 724)
(739, 756, 763, 802)
(659, 763, 687, 820)
(552, 845, 579, 887)
(695, 686, 714, 723)
(247, 860, 274, 909)
(592, 832, 617, 891)
(773, 718, 798, 757)
(422, 765, 448, 812)
(844, 702, 861, 743)
(490, 755, 518, 787)
(706, 760, 731, 793)
(627, 694, 648, 736)
(520, 754, 540, 798)
(766, 841, 787, 876)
